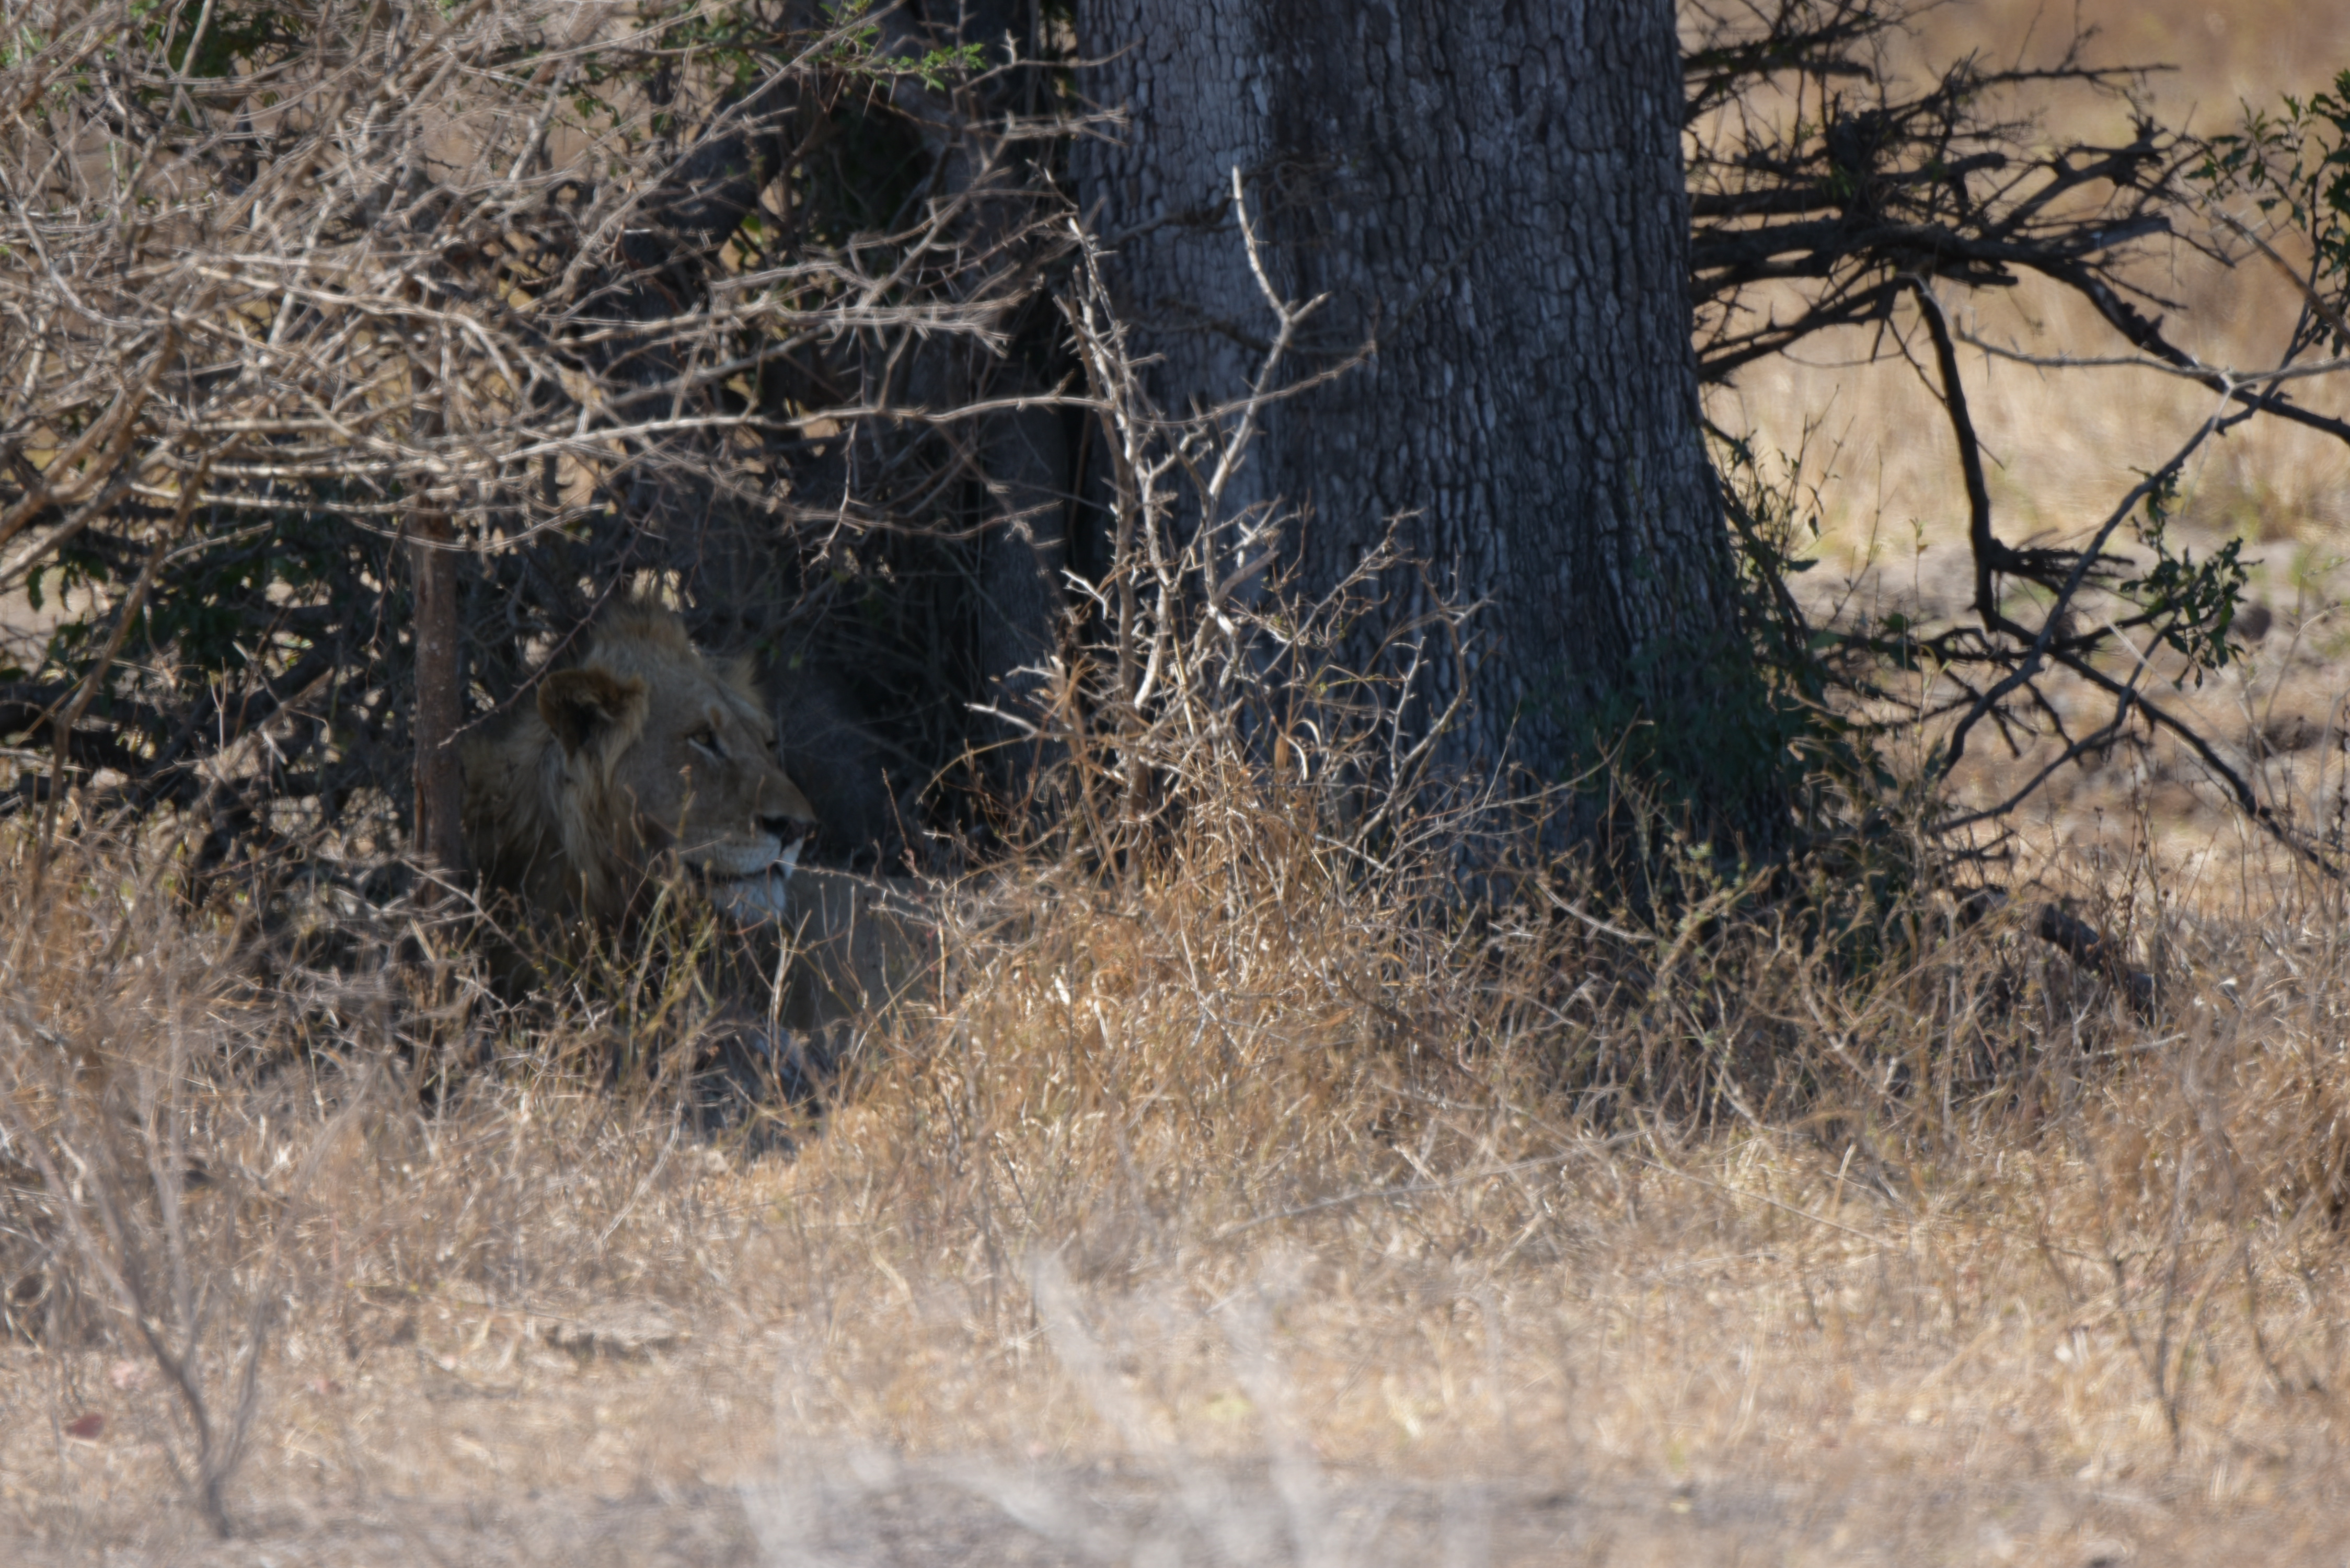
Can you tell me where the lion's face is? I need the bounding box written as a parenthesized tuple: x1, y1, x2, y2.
(467, 607, 819, 922)
(538, 658, 816, 894)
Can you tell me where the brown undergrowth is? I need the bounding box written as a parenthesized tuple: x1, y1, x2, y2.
(5, 788, 2350, 1562)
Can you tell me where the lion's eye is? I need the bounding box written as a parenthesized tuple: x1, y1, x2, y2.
(688, 728, 724, 760)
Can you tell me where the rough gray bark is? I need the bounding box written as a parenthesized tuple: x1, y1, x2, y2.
(1076, 0, 1771, 836)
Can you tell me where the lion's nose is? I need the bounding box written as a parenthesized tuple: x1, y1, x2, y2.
(757, 812, 811, 842)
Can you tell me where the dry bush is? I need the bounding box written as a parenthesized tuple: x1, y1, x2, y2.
(5, 159, 2350, 1568)
(12, 763, 2350, 1558)
(0, 0, 1079, 877)
(1712, 0, 2350, 878)
(0, 831, 376, 1536)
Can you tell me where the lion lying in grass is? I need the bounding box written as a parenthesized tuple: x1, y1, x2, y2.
(460, 603, 935, 1060)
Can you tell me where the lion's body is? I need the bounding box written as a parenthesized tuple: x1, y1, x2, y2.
(716, 864, 938, 1028)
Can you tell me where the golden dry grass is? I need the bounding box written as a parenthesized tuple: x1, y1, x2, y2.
(8, 783, 2350, 1563)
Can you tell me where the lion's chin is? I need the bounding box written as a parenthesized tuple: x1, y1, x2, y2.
(706, 837, 805, 925)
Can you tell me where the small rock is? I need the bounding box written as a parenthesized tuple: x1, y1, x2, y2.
(542, 1302, 684, 1358)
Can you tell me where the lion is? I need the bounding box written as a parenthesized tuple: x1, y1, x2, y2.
(462, 603, 819, 925)
(461, 602, 935, 1042)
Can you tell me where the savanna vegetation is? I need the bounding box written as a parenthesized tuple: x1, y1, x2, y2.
(6, 1, 2350, 1561)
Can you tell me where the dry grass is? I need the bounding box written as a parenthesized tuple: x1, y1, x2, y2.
(8, 782, 2350, 1563)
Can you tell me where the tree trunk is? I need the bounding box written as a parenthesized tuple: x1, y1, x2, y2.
(883, 2, 1072, 793)
(1075, 0, 1777, 844)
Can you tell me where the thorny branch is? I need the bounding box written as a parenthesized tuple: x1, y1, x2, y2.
(1696, 1, 2350, 874)
(0, 0, 1084, 884)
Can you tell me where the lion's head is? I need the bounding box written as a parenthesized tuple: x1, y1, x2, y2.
(462, 605, 817, 924)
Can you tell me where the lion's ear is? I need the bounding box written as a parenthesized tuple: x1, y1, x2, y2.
(538, 666, 647, 759)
